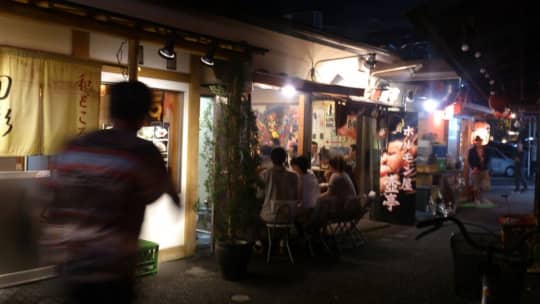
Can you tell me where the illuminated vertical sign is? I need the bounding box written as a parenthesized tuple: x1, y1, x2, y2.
(375, 112, 417, 225)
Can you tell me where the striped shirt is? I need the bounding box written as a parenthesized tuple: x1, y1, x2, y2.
(44, 129, 174, 282)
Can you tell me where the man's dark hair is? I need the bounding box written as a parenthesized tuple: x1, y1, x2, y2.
(291, 155, 309, 173)
(270, 147, 287, 165)
(312, 141, 318, 146)
(329, 155, 346, 172)
(474, 135, 483, 143)
(109, 81, 152, 124)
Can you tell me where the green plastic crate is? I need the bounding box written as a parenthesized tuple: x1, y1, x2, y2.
(137, 239, 159, 277)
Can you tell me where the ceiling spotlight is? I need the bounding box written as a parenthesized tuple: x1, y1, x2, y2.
(461, 43, 470, 52)
(201, 43, 217, 66)
(474, 51, 482, 58)
(363, 53, 377, 70)
(281, 84, 297, 98)
(423, 98, 439, 112)
(158, 37, 176, 60)
(480, 68, 486, 74)
(489, 80, 495, 85)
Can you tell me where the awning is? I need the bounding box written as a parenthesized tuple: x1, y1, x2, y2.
(252, 71, 364, 98)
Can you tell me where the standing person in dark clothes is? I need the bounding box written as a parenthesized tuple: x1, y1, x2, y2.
(514, 143, 528, 192)
(468, 136, 491, 204)
(43, 81, 180, 304)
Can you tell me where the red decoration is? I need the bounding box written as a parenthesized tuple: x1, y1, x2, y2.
(489, 94, 512, 119)
(488, 94, 509, 113)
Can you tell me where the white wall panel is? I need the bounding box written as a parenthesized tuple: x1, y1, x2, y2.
(0, 15, 71, 54)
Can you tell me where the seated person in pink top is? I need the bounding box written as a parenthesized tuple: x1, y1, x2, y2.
(320, 156, 357, 208)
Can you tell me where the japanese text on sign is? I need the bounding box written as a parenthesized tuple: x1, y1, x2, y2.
(381, 125, 417, 212)
(76, 73, 93, 135)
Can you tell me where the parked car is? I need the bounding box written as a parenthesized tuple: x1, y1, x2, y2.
(486, 147, 515, 177)
(487, 142, 517, 159)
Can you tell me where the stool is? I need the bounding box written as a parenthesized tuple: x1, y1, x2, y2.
(265, 203, 295, 264)
(266, 223, 295, 264)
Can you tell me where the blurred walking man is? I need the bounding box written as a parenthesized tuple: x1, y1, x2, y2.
(44, 81, 179, 303)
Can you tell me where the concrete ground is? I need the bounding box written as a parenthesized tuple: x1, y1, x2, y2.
(1, 185, 538, 304)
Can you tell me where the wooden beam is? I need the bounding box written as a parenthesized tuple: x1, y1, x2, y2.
(301, 94, 313, 157)
(356, 114, 365, 197)
(252, 72, 365, 97)
(71, 30, 89, 59)
(0, 1, 264, 60)
(102, 65, 190, 83)
(296, 94, 305, 155)
(128, 39, 139, 81)
(183, 55, 201, 256)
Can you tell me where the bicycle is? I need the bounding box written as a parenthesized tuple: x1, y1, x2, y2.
(416, 216, 539, 304)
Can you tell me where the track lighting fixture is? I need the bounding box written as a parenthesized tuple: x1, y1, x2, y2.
(201, 43, 216, 66)
(158, 37, 176, 60)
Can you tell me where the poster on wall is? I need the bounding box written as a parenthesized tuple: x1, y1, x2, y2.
(312, 101, 355, 149)
(252, 104, 298, 149)
(373, 112, 418, 225)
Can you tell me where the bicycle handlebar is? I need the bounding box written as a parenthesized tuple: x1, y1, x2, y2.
(416, 216, 539, 255)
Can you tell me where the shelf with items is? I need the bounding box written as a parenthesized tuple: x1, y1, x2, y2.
(137, 122, 170, 167)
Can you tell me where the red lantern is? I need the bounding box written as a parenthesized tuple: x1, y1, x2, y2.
(488, 94, 509, 113)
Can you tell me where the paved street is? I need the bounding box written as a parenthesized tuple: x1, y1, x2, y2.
(1, 185, 538, 304)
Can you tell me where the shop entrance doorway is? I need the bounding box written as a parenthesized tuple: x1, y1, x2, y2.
(196, 97, 214, 253)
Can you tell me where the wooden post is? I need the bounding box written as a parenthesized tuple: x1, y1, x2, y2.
(356, 113, 365, 196)
(71, 30, 89, 59)
(184, 55, 201, 256)
(462, 119, 472, 188)
(128, 39, 139, 81)
(299, 94, 313, 156)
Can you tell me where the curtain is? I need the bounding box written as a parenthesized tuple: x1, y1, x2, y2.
(0, 48, 42, 155)
(42, 59, 100, 154)
(0, 47, 100, 156)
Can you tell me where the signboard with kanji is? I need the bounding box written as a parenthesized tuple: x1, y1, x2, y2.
(373, 112, 418, 225)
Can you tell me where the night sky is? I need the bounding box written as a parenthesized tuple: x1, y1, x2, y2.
(144, 0, 429, 51)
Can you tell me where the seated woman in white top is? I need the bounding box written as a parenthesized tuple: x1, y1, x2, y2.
(258, 147, 299, 223)
(290, 155, 320, 210)
(320, 156, 357, 206)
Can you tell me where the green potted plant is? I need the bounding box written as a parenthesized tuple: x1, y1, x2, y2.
(201, 59, 260, 280)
